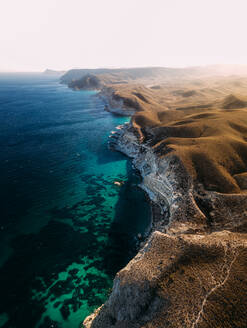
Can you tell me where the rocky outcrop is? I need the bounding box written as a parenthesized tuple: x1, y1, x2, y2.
(99, 88, 138, 116)
(68, 74, 102, 90)
(84, 230, 247, 328)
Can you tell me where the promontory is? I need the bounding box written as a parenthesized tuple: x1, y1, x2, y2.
(61, 66, 247, 328)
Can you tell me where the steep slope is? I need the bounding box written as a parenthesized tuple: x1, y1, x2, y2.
(70, 72, 247, 328)
(85, 231, 247, 328)
(221, 94, 247, 109)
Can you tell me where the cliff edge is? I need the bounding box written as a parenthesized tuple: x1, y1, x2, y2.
(61, 69, 247, 328)
(84, 231, 247, 328)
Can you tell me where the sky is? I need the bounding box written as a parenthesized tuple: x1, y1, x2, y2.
(0, 0, 247, 72)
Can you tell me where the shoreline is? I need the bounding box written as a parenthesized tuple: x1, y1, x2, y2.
(108, 123, 169, 234)
(82, 87, 247, 328)
(109, 124, 162, 249)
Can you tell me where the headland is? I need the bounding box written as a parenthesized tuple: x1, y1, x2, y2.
(62, 66, 247, 328)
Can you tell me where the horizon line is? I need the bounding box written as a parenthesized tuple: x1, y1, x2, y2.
(2, 63, 247, 74)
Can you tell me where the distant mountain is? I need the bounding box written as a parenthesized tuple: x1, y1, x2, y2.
(68, 74, 102, 90)
(60, 67, 187, 85)
(60, 65, 247, 88)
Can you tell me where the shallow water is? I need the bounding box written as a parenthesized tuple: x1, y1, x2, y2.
(0, 74, 150, 328)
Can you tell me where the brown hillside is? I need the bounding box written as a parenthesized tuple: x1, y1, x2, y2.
(135, 107, 247, 193)
(108, 79, 247, 194)
(83, 72, 247, 328)
(221, 94, 247, 109)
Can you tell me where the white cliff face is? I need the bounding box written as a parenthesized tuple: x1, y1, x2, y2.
(111, 124, 207, 234)
(99, 89, 136, 116)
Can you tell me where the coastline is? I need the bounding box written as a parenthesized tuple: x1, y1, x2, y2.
(98, 87, 136, 116)
(82, 92, 198, 327)
(109, 124, 165, 248)
(82, 87, 247, 328)
(108, 123, 169, 233)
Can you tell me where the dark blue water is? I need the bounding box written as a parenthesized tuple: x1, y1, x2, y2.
(0, 74, 150, 328)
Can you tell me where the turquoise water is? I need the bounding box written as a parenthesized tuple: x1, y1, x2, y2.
(0, 74, 150, 328)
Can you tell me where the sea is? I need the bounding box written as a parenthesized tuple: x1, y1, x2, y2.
(0, 73, 150, 328)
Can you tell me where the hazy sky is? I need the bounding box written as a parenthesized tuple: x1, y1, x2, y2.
(1, 0, 247, 71)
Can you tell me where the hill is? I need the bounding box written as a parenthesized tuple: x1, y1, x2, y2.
(62, 66, 247, 328)
(61, 64, 247, 87)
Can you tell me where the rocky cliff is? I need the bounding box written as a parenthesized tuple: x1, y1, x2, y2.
(84, 230, 247, 328)
(82, 76, 247, 328)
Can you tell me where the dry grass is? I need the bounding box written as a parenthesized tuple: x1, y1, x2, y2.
(80, 70, 247, 328)
(107, 78, 247, 194)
